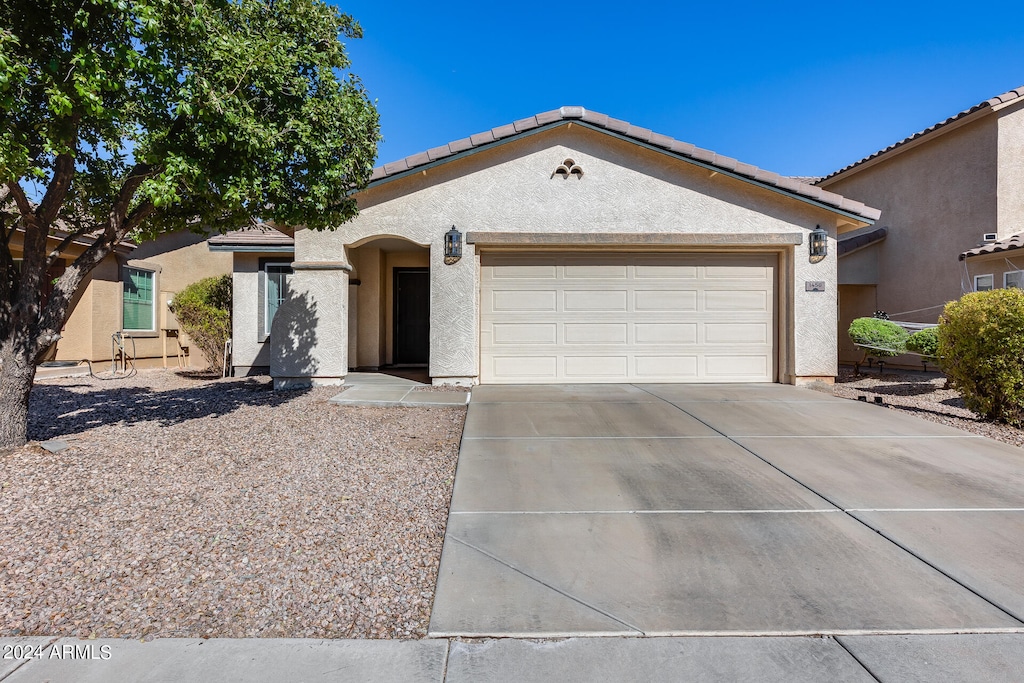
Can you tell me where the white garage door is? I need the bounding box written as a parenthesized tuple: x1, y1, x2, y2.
(480, 252, 776, 383)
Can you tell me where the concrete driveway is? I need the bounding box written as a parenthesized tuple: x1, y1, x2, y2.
(429, 383, 1024, 638)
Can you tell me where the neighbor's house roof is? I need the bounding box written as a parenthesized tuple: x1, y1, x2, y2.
(839, 225, 888, 257)
(960, 233, 1024, 261)
(819, 86, 1024, 184)
(367, 106, 881, 224)
(208, 223, 294, 252)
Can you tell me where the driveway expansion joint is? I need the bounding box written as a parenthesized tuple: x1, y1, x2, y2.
(448, 536, 646, 636)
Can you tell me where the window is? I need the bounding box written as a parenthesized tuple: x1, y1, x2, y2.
(123, 267, 156, 331)
(975, 274, 994, 292)
(264, 263, 292, 336)
(1005, 271, 1023, 289)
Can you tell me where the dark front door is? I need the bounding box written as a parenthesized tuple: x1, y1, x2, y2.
(393, 268, 430, 365)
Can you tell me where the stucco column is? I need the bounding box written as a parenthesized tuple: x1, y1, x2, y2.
(429, 241, 478, 385)
(792, 228, 838, 387)
(270, 261, 350, 390)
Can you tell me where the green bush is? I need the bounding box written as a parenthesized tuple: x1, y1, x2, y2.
(171, 275, 232, 372)
(938, 288, 1024, 425)
(848, 317, 909, 358)
(906, 326, 940, 359)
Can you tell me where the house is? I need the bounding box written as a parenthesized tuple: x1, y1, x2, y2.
(960, 233, 1024, 290)
(10, 228, 233, 370)
(818, 85, 1024, 364)
(216, 107, 881, 387)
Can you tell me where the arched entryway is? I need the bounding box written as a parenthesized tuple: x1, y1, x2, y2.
(346, 236, 430, 375)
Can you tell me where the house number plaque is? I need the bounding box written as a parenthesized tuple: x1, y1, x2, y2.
(805, 281, 826, 292)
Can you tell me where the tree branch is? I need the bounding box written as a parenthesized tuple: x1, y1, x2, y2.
(36, 152, 76, 226)
(44, 221, 100, 270)
(5, 182, 32, 219)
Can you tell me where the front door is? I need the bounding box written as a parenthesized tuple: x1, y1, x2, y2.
(393, 268, 430, 365)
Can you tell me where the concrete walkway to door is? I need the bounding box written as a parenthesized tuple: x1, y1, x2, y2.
(430, 383, 1024, 638)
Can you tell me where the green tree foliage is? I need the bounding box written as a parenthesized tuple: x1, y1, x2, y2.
(848, 317, 909, 359)
(906, 326, 940, 359)
(171, 275, 231, 372)
(938, 289, 1024, 425)
(0, 0, 379, 447)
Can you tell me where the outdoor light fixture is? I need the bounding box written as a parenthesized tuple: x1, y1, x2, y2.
(444, 225, 463, 265)
(809, 225, 828, 260)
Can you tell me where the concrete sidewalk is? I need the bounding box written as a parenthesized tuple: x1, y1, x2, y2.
(4, 634, 1024, 682)
(328, 372, 470, 407)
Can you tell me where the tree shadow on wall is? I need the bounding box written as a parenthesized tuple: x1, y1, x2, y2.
(269, 288, 319, 387)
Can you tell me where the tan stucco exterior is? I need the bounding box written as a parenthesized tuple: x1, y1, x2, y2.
(13, 231, 232, 369)
(242, 122, 874, 386)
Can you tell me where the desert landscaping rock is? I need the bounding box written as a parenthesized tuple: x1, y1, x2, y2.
(0, 371, 465, 640)
(834, 368, 1024, 449)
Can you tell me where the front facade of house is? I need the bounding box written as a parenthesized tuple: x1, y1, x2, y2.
(820, 86, 1024, 364)
(222, 107, 879, 387)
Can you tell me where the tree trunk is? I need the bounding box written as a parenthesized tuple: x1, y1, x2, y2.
(0, 338, 36, 449)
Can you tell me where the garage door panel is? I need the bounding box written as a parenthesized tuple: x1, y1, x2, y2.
(705, 322, 770, 344)
(704, 290, 769, 312)
(492, 323, 558, 345)
(563, 290, 629, 311)
(481, 252, 775, 383)
(491, 290, 558, 312)
(635, 323, 698, 344)
(564, 323, 628, 345)
(635, 290, 698, 311)
(566, 356, 629, 377)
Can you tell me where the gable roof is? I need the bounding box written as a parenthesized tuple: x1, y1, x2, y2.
(960, 233, 1024, 261)
(368, 106, 880, 223)
(819, 86, 1024, 184)
(208, 223, 294, 252)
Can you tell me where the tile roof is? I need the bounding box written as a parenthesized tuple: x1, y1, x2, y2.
(960, 233, 1024, 261)
(820, 86, 1024, 184)
(368, 106, 881, 222)
(207, 223, 294, 248)
(838, 225, 888, 257)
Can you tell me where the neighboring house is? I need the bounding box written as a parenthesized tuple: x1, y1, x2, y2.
(818, 85, 1024, 364)
(9, 228, 232, 370)
(960, 233, 1024, 291)
(216, 106, 880, 387)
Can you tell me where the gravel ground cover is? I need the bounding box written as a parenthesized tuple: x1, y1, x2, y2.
(834, 367, 1024, 448)
(0, 371, 465, 640)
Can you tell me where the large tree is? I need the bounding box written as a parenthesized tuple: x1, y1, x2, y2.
(0, 0, 379, 447)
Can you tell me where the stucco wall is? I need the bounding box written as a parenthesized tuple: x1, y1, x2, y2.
(294, 125, 845, 382)
(822, 116, 999, 323)
(963, 251, 1024, 293)
(231, 253, 272, 373)
(997, 103, 1024, 238)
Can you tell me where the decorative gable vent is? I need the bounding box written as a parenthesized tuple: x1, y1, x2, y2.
(552, 158, 584, 179)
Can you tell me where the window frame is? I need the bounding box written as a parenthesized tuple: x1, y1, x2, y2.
(263, 262, 293, 338)
(1004, 270, 1024, 289)
(122, 265, 157, 332)
(974, 274, 995, 292)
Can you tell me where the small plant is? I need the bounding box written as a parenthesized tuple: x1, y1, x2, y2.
(907, 327, 940, 359)
(938, 289, 1024, 425)
(848, 317, 909, 359)
(171, 275, 232, 372)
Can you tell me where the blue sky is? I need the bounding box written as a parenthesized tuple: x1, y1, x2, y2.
(335, 2, 1024, 177)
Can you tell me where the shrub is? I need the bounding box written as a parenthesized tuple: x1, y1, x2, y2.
(938, 288, 1024, 425)
(906, 326, 940, 359)
(171, 275, 232, 372)
(848, 317, 909, 358)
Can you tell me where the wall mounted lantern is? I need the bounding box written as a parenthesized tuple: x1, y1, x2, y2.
(444, 225, 463, 265)
(809, 225, 828, 260)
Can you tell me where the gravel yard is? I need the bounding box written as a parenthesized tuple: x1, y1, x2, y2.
(0, 371, 465, 640)
(834, 366, 1024, 448)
